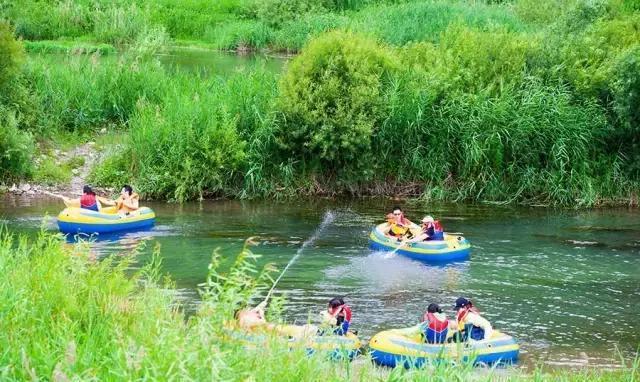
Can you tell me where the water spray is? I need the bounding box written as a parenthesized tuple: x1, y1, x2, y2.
(261, 211, 336, 306)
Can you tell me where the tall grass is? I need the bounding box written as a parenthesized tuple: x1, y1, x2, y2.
(0, 228, 638, 380)
(24, 52, 167, 132)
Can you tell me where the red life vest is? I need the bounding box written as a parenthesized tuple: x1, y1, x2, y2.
(336, 304, 352, 322)
(433, 220, 443, 232)
(456, 306, 480, 323)
(423, 312, 448, 332)
(80, 194, 97, 208)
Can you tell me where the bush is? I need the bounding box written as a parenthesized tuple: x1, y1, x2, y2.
(610, 46, 640, 179)
(0, 110, 34, 181)
(277, 31, 398, 177)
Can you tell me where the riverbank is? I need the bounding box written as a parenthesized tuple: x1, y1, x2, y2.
(0, 227, 637, 380)
(1, 1, 639, 207)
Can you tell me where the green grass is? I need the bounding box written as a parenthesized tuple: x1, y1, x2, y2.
(0, 228, 638, 380)
(32, 157, 72, 185)
(24, 40, 116, 55)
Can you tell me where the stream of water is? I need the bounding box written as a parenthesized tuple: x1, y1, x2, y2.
(2, 196, 638, 370)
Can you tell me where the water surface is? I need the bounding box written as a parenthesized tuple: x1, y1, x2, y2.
(2, 196, 638, 369)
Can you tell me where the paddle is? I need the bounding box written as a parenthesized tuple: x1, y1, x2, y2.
(383, 239, 409, 259)
(41, 190, 68, 200)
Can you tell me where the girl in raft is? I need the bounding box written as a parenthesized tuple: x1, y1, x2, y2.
(320, 297, 352, 335)
(62, 185, 113, 212)
(420, 303, 449, 344)
(452, 297, 493, 341)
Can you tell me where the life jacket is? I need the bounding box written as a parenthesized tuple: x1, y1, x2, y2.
(80, 194, 98, 211)
(422, 312, 448, 344)
(433, 220, 443, 232)
(332, 304, 352, 335)
(389, 222, 409, 237)
(456, 306, 485, 340)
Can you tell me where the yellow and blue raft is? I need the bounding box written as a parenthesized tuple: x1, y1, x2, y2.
(57, 206, 155, 235)
(370, 325, 519, 367)
(369, 223, 471, 262)
(230, 324, 362, 361)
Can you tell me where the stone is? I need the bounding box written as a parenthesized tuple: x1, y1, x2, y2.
(20, 183, 31, 192)
(9, 183, 18, 192)
(100, 128, 107, 134)
(72, 169, 80, 175)
(87, 141, 95, 146)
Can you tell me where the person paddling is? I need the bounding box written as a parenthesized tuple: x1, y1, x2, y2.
(420, 303, 449, 344)
(452, 297, 493, 341)
(384, 207, 414, 241)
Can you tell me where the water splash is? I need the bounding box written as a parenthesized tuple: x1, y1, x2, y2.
(264, 210, 336, 301)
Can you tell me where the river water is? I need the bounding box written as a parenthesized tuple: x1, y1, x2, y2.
(1, 196, 638, 369)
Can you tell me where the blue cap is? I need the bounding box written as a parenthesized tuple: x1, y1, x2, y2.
(454, 297, 470, 310)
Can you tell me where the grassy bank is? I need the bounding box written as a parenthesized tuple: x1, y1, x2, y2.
(1, 228, 638, 380)
(0, 1, 639, 206)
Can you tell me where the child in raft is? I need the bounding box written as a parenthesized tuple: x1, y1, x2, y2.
(420, 303, 449, 344)
(320, 297, 352, 336)
(451, 297, 493, 341)
(236, 302, 318, 338)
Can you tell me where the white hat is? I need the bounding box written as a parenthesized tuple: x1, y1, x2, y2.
(421, 216, 434, 223)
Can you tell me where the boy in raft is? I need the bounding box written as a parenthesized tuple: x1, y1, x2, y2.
(420, 303, 449, 344)
(236, 302, 318, 338)
(384, 207, 415, 241)
(115, 185, 139, 214)
(321, 297, 352, 335)
(452, 297, 493, 341)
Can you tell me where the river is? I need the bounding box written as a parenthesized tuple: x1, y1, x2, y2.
(1, 195, 638, 370)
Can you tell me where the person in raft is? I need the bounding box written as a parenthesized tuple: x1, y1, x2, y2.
(63, 185, 112, 212)
(115, 185, 139, 214)
(320, 297, 352, 335)
(406, 216, 444, 242)
(384, 206, 415, 241)
(236, 302, 317, 338)
(451, 297, 493, 341)
(420, 303, 449, 344)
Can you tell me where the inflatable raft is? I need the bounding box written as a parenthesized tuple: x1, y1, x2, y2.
(231, 325, 362, 361)
(370, 325, 519, 367)
(57, 206, 155, 234)
(369, 223, 471, 262)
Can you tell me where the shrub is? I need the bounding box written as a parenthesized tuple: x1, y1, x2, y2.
(610, 46, 640, 179)
(277, 31, 398, 177)
(0, 110, 34, 181)
(112, 86, 247, 201)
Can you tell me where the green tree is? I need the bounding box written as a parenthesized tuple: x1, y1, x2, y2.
(277, 30, 398, 177)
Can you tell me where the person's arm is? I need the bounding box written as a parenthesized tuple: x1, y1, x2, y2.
(63, 197, 80, 208)
(97, 196, 116, 206)
(467, 313, 493, 340)
(406, 233, 427, 243)
(123, 195, 139, 210)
